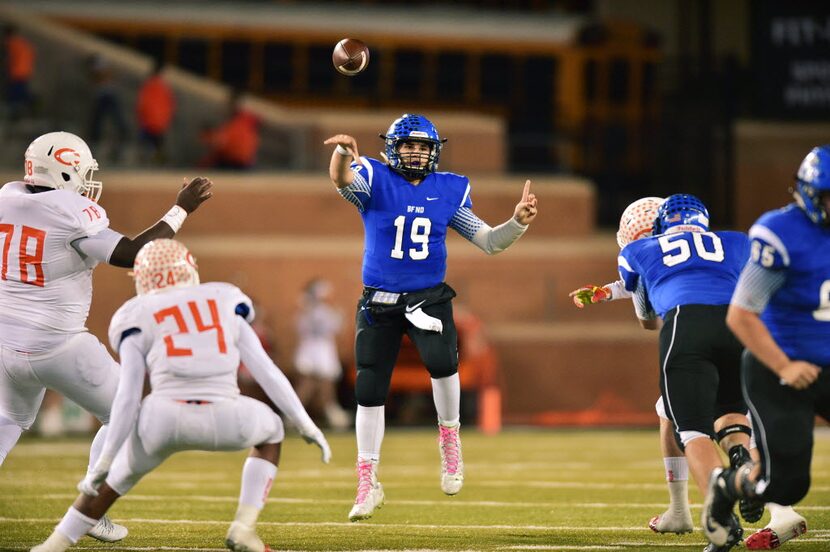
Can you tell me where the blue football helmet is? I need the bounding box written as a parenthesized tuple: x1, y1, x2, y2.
(653, 194, 710, 235)
(795, 145, 830, 225)
(380, 114, 446, 179)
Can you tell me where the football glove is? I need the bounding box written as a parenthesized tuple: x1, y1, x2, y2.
(77, 457, 112, 497)
(569, 285, 611, 308)
(300, 425, 332, 464)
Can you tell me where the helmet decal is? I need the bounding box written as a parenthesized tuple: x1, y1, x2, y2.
(24, 132, 103, 202)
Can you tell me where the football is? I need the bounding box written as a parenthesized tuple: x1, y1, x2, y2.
(332, 38, 370, 76)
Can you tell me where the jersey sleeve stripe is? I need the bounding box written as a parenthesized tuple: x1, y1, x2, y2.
(617, 254, 634, 272)
(459, 182, 471, 208)
(748, 224, 790, 266)
(360, 157, 373, 187)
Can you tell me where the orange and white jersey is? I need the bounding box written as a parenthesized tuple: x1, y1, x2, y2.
(108, 282, 255, 400)
(0, 181, 111, 336)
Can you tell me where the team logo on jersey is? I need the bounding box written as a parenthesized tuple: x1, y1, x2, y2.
(54, 148, 81, 166)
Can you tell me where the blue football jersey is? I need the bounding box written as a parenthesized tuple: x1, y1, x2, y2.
(340, 157, 472, 292)
(748, 204, 830, 366)
(618, 230, 750, 318)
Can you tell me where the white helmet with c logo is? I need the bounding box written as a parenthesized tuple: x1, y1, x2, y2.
(23, 131, 102, 202)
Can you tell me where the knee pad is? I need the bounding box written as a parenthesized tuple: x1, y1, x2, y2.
(355, 367, 390, 407)
(426, 363, 457, 380)
(655, 396, 669, 421)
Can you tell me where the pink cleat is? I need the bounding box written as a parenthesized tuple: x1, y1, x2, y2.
(348, 458, 384, 521)
(438, 423, 464, 495)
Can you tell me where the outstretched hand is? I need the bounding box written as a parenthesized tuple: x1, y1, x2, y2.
(300, 425, 332, 464)
(514, 180, 538, 225)
(324, 134, 360, 160)
(569, 285, 611, 308)
(176, 177, 213, 213)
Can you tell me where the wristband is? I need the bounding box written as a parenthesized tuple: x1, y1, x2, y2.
(161, 205, 188, 233)
(335, 145, 350, 156)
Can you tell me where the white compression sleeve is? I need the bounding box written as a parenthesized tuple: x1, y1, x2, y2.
(237, 322, 315, 431)
(98, 336, 147, 464)
(71, 228, 125, 264)
(470, 217, 528, 255)
(604, 279, 631, 300)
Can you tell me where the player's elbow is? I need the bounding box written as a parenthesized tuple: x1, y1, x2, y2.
(639, 318, 659, 330)
(725, 304, 751, 335)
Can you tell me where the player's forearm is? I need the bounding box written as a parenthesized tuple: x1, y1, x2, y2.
(237, 323, 316, 430)
(108, 206, 188, 267)
(470, 217, 527, 255)
(99, 339, 146, 464)
(726, 304, 790, 375)
(604, 280, 631, 301)
(329, 148, 355, 189)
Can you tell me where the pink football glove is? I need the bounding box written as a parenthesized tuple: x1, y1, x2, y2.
(569, 285, 611, 308)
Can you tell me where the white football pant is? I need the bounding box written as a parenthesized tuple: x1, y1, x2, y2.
(107, 394, 285, 495)
(0, 332, 120, 429)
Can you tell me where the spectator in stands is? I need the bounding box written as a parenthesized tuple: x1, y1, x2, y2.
(293, 278, 350, 430)
(136, 59, 175, 164)
(199, 90, 260, 170)
(87, 54, 129, 163)
(3, 25, 35, 121)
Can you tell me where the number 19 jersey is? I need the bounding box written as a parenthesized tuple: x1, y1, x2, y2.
(339, 158, 472, 293)
(618, 230, 749, 318)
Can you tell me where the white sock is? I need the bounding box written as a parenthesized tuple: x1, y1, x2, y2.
(431, 373, 460, 426)
(767, 503, 795, 523)
(663, 457, 689, 513)
(87, 424, 108, 473)
(238, 457, 277, 514)
(356, 405, 384, 462)
(55, 506, 98, 544)
(664, 457, 688, 482)
(0, 414, 22, 466)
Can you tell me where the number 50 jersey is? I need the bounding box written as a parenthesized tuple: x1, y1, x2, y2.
(108, 282, 254, 400)
(618, 230, 750, 318)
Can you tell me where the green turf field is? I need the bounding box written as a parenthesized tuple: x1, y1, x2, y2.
(1, 429, 828, 551)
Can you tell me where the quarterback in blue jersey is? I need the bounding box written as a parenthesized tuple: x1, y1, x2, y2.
(703, 146, 830, 551)
(325, 114, 537, 521)
(618, 194, 757, 551)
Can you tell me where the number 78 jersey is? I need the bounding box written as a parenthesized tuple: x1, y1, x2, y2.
(341, 157, 472, 292)
(618, 230, 749, 318)
(108, 282, 254, 400)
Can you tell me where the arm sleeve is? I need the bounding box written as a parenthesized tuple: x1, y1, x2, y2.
(450, 207, 527, 254)
(604, 279, 632, 300)
(731, 262, 787, 313)
(71, 227, 126, 263)
(237, 321, 316, 431)
(98, 335, 147, 463)
(632, 279, 657, 320)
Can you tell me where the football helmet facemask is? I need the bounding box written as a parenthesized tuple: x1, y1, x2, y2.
(654, 194, 710, 235)
(380, 114, 446, 180)
(24, 132, 102, 202)
(132, 239, 200, 296)
(616, 196, 664, 248)
(794, 145, 830, 226)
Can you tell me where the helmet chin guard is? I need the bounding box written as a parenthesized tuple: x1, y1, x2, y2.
(132, 239, 200, 296)
(24, 132, 102, 202)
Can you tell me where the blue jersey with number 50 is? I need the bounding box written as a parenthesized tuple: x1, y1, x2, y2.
(618, 230, 750, 318)
(340, 157, 472, 292)
(748, 205, 830, 366)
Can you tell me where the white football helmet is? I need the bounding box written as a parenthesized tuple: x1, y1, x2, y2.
(616, 196, 664, 248)
(132, 239, 200, 296)
(24, 131, 102, 202)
